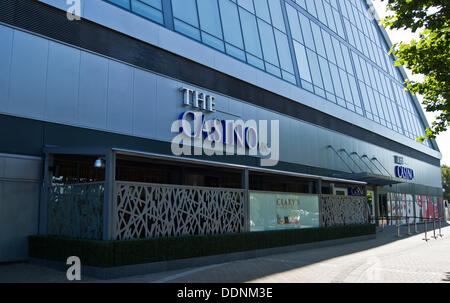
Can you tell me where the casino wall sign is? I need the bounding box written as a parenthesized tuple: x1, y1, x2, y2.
(394, 166, 414, 180)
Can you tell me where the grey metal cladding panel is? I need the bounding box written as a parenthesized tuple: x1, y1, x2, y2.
(0, 182, 3, 260)
(42, 121, 133, 150)
(0, 115, 44, 156)
(45, 41, 80, 124)
(107, 60, 134, 134)
(78, 51, 109, 130)
(3, 156, 42, 180)
(227, 98, 244, 118)
(155, 76, 185, 140)
(132, 68, 157, 139)
(0, 153, 41, 262)
(0, 25, 13, 113)
(212, 93, 230, 115)
(243, 102, 257, 123)
(0, 181, 40, 262)
(278, 114, 292, 162)
(8, 30, 48, 119)
(0, 158, 4, 179)
(292, 119, 307, 166)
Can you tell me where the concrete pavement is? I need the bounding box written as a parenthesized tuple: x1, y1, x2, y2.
(1, 223, 449, 283)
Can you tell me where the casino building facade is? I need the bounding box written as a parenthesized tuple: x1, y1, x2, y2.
(0, 0, 445, 262)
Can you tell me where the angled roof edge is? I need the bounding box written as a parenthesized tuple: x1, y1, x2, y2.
(364, 0, 440, 153)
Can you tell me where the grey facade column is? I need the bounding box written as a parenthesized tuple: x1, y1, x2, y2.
(242, 168, 250, 232)
(103, 150, 116, 240)
(374, 186, 379, 225)
(308, 181, 315, 194)
(412, 186, 417, 223)
(39, 153, 53, 235)
(316, 179, 322, 195)
(317, 179, 323, 227)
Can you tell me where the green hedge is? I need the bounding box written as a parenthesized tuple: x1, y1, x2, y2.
(29, 224, 376, 268)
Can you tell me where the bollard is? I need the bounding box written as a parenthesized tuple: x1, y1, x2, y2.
(439, 218, 443, 238)
(407, 216, 412, 235)
(432, 219, 437, 239)
(397, 216, 401, 238)
(423, 219, 429, 242)
(414, 217, 418, 234)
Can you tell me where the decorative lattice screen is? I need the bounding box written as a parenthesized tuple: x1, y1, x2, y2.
(320, 195, 368, 227)
(114, 182, 245, 240)
(47, 182, 104, 239)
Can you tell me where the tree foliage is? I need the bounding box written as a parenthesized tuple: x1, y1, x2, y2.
(442, 165, 450, 201)
(381, 0, 449, 142)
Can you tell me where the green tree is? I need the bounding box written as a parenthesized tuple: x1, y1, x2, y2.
(442, 165, 450, 201)
(381, 0, 449, 142)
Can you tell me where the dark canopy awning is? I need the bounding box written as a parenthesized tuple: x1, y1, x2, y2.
(332, 172, 407, 186)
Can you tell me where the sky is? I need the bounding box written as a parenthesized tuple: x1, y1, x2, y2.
(371, 1, 449, 166)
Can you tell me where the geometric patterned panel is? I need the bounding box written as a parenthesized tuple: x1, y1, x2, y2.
(47, 182, 104, 240)
(114, 182, 245, 240)
(320, 195, 369, 227)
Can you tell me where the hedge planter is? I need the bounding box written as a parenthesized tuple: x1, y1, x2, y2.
(29, 224, 376, 268)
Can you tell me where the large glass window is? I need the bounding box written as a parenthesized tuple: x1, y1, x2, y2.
(258, 19, 279, 68)
(104, 0, 433, 148)
(107, 0, 164, 23)
(52, 155, 105, 184)
(169, 0, 297, 83)
(250, 192, 320, 231)
(219, 0, 244, 52)
(293, 41, 311, 84)
(116, 156, 242, 188)
(240, 8, 263, 60)
(197, 0, 222, 38)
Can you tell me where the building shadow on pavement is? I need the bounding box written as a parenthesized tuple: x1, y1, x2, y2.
(157, 223, 450, 283)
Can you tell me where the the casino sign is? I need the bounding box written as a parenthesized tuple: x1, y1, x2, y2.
(395, 166, 414, 180)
